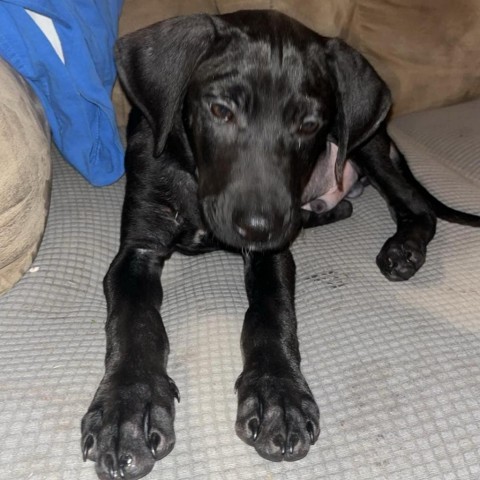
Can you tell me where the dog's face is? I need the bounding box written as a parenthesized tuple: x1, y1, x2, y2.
(115, 11, 391, 251)
(185, 17, 335, 249)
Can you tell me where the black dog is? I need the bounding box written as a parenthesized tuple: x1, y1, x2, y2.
(81, 10, 480, 480)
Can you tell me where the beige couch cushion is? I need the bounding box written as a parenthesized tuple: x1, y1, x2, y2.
(0, 57, 51, 295)
(344, 0, 480, 116)
(114, 0, 480, 124)
(218, 0, 480, 116)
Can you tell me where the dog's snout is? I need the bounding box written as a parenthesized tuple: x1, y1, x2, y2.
(232, 209, 284, 243)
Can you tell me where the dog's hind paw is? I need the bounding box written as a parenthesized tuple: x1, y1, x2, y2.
(81, 375, 178, 480)
(235, 372, 320, 461)
(377, 236, 426, 281)
(301, 199, 353, 228)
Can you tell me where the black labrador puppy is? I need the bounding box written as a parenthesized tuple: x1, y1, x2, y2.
(81, 10, 480, 480)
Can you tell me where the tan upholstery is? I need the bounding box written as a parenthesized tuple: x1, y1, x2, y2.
(0, 57, 51, 295)
(113, 0, 480, 124)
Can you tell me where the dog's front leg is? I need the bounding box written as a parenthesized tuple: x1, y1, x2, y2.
(81, 246, 178, 480)
(235, 249, 320, 461)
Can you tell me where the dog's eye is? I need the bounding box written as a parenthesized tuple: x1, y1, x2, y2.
(210, 103, 234, 122)
(298, 118, 320, 135)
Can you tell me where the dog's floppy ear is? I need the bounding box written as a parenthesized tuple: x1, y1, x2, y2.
(326, 38, 391, 184)
(115, 14, 215, 156)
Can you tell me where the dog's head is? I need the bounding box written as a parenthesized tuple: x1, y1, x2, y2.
(115, 10, 391, 250)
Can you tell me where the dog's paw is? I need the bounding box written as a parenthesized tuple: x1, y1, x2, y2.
(377, 236, 426, 281)
(235, 372, 320, 461)
(302, 200, 352, 228)
(81, 374, 179, 480)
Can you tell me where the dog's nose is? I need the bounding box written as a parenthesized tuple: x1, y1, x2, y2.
(232, 210, 283, 243)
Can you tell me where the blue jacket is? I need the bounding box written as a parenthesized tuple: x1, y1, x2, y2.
(0, 0, 124, 186)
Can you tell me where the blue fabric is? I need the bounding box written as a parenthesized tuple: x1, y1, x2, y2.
(0, 0, 125, 186)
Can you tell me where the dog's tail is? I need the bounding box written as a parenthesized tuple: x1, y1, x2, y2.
(392, 143, 480, 227)
(428, 194, 480, 227)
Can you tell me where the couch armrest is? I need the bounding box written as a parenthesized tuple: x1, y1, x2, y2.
(0, 57, 51, 295)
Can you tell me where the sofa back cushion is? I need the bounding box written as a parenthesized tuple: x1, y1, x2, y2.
(114, 0, 480, 122)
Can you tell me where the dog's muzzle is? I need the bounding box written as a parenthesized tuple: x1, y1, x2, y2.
(202, 196, 295, 250)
